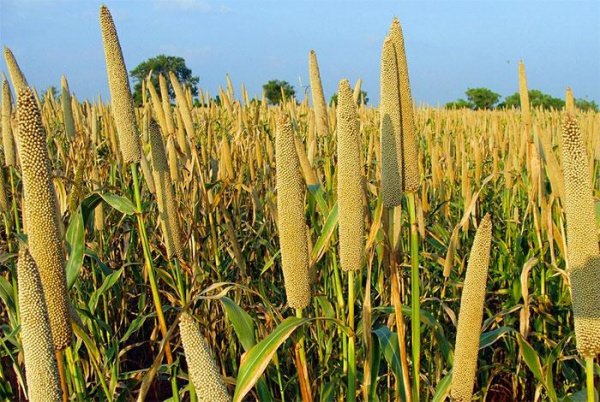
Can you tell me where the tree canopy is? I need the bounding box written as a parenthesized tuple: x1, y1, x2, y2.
(262, 80, 295, 105)
(574, 98, 599, 112)
(129, 54, 199, 105)
(499, 89, 564, 110)
(465, 87, 501, 110)
(445, 87, 598, 112)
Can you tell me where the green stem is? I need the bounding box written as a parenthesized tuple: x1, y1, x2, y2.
(130, 163, 174, 365)
(587, 357, 595, 402)
(332, 253, 348, 377)
(172, 259, 186, 304)
(295, 308, 312, 401)
(407, 192, 420, 401)
(171, 364, 180, 402)
(347, 270, 356, 402)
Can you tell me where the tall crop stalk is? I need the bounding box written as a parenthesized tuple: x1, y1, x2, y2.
(131, 163, 174, 364)
(100, 4, 174, 366)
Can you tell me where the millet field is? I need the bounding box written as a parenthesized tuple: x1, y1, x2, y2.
(0, 5, 599, 402)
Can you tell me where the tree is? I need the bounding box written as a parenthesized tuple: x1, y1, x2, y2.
(262, 80, 295, 105)
(575, 97, 599, 112)
(445, 98, 474, 109)
(465, 87, 501, 110)
(499, 89, 564, 110)
(329, 90, 369, 106)
(129, 54, 199, 105)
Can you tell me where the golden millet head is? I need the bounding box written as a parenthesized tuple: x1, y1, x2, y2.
(337, 79, 364, 272)
(565, 86, 575, 114)
(149, 119, 169, 173)
(275, 115, 311, 309)
(17, 87, 72, 350)
(179, 312, 231, 402)
(389, 17, 420, 193)
(99, 5, 142, 163)
(17, 248, 63, 402)
(149, 119, 184, 259)
(451, 214, 492, 402)
(3, 46, 29, 93)
(379, 36, 402, 207)
(60, 75, 76, 139)
(560, 115, 600, 358)
(309, 49, 330, 137)
(1, 75, 16, 166)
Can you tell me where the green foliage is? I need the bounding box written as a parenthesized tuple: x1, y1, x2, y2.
(129, 54, 199, 105)
(262, 79, 295, 105)
(445, 98, 474, 109)
(329, 90, 369, 106)
(575, 97, 599, 112)
(499, 90, 565, 110)
(465, 87, 501, 110)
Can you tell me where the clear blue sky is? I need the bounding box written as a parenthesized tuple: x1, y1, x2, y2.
(1, 0, 599, 106)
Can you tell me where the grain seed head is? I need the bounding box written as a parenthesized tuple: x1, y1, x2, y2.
(17, 87, 72, 350)
(337, 79, 365, 272)
(99, 5, 141, 163)
(451, 215, 493, 402)
(179, 312, 231, 402)
(275, 115, 311, 308)
(17, 248, 63, 402)
(561, 115, 600, 358)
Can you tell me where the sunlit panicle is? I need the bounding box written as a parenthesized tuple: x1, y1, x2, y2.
(451, 215, 493, 402)
(560, 115, 600, 358)
(337, 79, 365, 272)
(275, 115, 311, 308)
(99, 5, 142, 163)
(17, 87, 72, 350)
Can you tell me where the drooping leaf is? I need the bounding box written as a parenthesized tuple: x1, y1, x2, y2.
(516, 333, 544, 384)
(479, 327, 514, 350)
(432, 371, 452, 402)
(220, 296, 256, 352)
(0, 276, 15, 312)
(100, 193, 136, 215)
(66, 206, 85, 289)
(311, 202, 338, 265)
(233, 317, 308, 402)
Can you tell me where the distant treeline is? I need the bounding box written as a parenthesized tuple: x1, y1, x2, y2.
(446, 87, 598, 111)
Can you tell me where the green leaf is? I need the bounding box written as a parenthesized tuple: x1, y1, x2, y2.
(89, 268, 124, 312)
(374, 305, 453, 365)
(120, 314, 150, 343)
(372, 326, 405, 400)
(233, 317, 309, 402)
(314, 296, 335, 320)
(220, 297, 256, 351)
(320, 382, 337, 402)
(100, 193, 136, 215)
(432, 371, 452, 402)
(479, 327, 514, 350)
(369, 333, 382, 400)
(560, 388, 598, 402)
(516, 333, 544, 384)
(80, 192, 103, 225)
(307, 184, 329, 217)
(311, 202, 338, 264)
(260, 250, 280, 276)
(66, 207, 85, 289)
(0, 276, 15, 312)
(372, 326, 402, 379)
